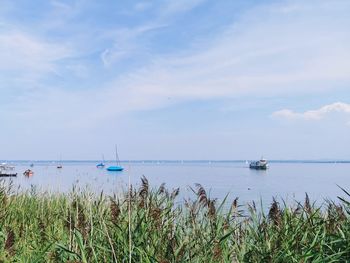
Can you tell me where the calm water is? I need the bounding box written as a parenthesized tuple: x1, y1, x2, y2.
(2, 161, 350, 208)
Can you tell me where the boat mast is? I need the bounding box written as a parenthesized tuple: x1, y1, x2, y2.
(115, 144, 120, 166)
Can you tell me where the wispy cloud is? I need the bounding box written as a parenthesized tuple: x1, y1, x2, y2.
(99, 0, 207, 67)
(100, 23, 167, 67)
(0, 30, 71, 88)
(98, 0, 350, 113)
(272, 102, 350, 121)
(0, 31, 69, 71)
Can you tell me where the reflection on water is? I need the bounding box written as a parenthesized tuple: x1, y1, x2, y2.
(1, 161, 350, 208)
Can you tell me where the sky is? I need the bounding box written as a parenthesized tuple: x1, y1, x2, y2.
(0, 0, 350, 160)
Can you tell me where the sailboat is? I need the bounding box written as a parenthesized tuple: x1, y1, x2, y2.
(57, 155, 63, 169)
(96, 154, 105, 168)
(107, 145, 124, 171)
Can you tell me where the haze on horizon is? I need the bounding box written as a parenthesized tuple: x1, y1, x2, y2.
(0, 0, 350, 161)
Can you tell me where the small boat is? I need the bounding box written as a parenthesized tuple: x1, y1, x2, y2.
(249, 158, 269, 170)
(96, 162, 105, 168)
(23, 169, 34, 177)
(57, 155, 63, 169)
(96, 154, 105, 168)
(107, 145, 123, 172)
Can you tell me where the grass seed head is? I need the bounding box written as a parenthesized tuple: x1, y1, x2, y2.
(304, 193, 312, 215)
(195, 184, 208, 206)
(110, 198, 121, 223)
(268, 198, 282, 226)
(5, 228, 15, 256)
(139, 175, 149, 199)
(208, 199, 217, 220)
(170, 188, 180, 199)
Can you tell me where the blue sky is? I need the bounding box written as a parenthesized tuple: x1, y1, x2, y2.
(0, 0, 350, 160)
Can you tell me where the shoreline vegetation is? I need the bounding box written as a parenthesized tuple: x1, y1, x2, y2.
(1, 177, 350, 262)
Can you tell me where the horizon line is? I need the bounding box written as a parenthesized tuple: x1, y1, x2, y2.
(1, 159, 350, 163)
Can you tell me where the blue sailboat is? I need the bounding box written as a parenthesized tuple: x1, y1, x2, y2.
(96, 154, 105, 168)
(107, 145, 124, 172)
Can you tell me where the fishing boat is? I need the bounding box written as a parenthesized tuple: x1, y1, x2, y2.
(249, 158, 269, 170)
(96, 154, 105, 168)
(107, 145, 124, 172)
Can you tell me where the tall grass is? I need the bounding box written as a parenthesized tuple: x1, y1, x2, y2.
(0, 177, 350, 262)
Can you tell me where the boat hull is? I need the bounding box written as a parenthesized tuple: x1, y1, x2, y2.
(96, 163, 105, 168)
(249, 165, 268, 170)
(107, 166, 123, 171)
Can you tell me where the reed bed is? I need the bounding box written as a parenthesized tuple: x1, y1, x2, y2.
(1, 178, 350, 262)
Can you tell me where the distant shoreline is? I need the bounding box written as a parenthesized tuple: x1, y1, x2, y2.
(2, 160, 350, 164)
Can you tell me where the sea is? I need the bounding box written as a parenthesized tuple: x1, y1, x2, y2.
(1, 160, 350, 209)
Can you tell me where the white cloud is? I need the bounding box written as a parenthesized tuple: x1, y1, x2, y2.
(0, 31, 71, 87)
(272, 102, 350, 121)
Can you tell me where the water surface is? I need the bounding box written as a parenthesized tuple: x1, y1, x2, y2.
(2, 161, 350, 208)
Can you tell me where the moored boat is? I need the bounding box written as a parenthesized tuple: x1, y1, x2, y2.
(23, 169, 34, 177)
(96, 162, 105, 168)
(96, 154, 105, 168)
(107, 145, 124, 172)
(249, 158, 269, 170)
(57, 155, 63, 169)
